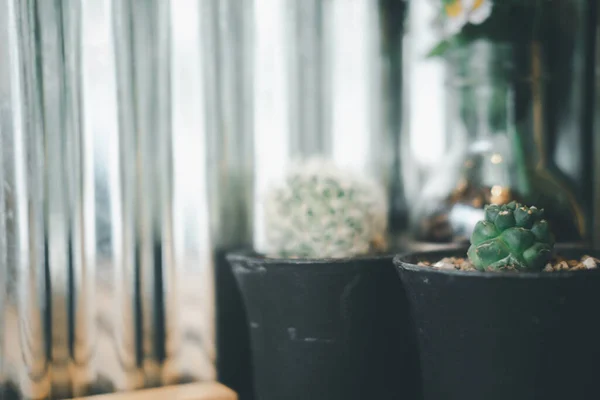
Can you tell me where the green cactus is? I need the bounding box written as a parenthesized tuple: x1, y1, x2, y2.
(467, 202, 555, 271)
(263, 157, 388, 259)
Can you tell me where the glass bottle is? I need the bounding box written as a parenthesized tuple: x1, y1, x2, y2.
(405, 0, 591, 245)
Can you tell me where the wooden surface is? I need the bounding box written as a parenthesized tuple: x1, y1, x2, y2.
(69, 382, 237, 400)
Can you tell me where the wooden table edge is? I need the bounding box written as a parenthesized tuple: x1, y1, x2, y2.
(69, 382, 237, 400)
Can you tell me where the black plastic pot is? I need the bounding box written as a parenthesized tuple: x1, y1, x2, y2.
(394, 247, 600, 400)
(215, 247, 255, 400)
(227, 250, 422, 400)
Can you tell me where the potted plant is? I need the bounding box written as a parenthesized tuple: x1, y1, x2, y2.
(227, 158, 421, 400)
(395, 201, 600, 400)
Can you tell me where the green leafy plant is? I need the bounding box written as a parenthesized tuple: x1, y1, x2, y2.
(467, 202, 555, 271)
(263, 158, 388, 259)
(427, 0, 574, 58)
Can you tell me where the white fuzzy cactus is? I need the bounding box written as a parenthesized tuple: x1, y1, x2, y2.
(263, 157, 389, 259)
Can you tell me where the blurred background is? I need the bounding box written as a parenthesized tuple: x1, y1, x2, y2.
(0, 0, 598, 399)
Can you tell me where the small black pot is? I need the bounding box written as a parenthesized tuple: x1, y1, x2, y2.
(394, 247, 600, 400)
(215, 247, 255, 400)
(227, 250, 422, 400)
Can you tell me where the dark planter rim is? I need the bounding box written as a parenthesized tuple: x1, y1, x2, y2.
(227, 249, 394, 269)
(394, 246, 600, 280)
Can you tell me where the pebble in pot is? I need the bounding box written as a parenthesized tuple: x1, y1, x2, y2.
(228, 158, 421, 400)
(395, 201, 600, 400)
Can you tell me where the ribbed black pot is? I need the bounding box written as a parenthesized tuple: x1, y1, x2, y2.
(394, 247, 600, 400)
(227, 250, 422, 400)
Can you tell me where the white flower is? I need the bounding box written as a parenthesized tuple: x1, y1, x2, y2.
(444, 0, 493, 35)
